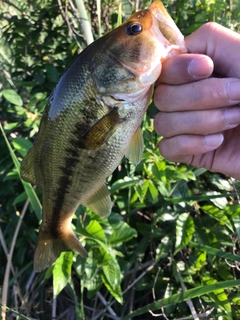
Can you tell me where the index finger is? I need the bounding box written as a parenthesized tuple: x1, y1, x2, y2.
(154, 77, 240, 112)
(157, 53, 213, 85)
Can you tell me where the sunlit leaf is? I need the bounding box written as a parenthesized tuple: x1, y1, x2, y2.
(122, 280, 240, 320)
(2, 89, 23, 106)
(109, 221, 137, 245)
(86, 220, 107, 243)
(4, 122, 19, 130)
(174, 213, 195, 254)
(111, 176, 140, 193)
(189, 242, 240, 263)
(203, 277, 232, 316)
(202, 205, 233, 231)
(101, 251, 123, 304)
(148, 181, 158, 203)
(53, 252, 73, 298)
(12, 137, 33, 157)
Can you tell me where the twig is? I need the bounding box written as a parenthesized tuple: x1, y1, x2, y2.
(175, 308, 214, 320)
(152, 266, 161, 301)
(52, 297, 57, 319)
(1, 199, 30, 320)
(74, 0, 94, 45)
(25, 270, 36, 292)
(123, 260, 158, 295)
(91, 260, 158, 320)
(0, 226, 15, 275)
(57, 0, 82, 49)
(96, 292, 117, 317)
(176, 268, 199, 320)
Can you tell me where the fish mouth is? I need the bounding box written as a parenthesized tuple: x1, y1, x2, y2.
(149, 1, 187, 53)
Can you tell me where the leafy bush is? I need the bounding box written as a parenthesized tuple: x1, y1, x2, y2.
(1, 0, 240, 319)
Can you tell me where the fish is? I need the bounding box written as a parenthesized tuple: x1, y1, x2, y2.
(20, 1, 187, 272)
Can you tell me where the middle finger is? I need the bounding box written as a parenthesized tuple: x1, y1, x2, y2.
(154, 77, 240, 112)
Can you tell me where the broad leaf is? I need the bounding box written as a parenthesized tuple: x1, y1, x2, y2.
(101, 251, 123, 304)
(202, 205, 233, 231)
(174, 213, 195, 254)
(2, 89, 23, 106)
(109, 221, 137, 245)
(86, 220, 107, 243)
(203, 277, 232, 316)
(53, 252, 73, 298)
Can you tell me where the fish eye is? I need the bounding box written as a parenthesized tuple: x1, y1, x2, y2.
(125, 23, 142, 35)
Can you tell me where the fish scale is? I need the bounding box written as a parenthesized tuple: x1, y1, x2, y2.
(20, 1, 187, 272)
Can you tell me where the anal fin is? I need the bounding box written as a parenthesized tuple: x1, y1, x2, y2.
(125, 127, 144, 165)
(83, 184, 112, 218)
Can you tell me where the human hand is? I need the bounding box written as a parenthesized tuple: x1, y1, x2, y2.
(154, 22, 240, 179)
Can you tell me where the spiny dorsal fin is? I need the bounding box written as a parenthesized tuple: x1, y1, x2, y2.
(20, 147, 37, 185)
(83, 184, 112, 218)
(79, 107, 120, 150)
(125, 127, 144, 165)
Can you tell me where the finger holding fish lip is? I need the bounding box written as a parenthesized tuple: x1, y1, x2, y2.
(156, 54, 214, 85)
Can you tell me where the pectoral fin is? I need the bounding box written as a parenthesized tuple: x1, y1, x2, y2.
(125, 127, 144, 165)
(20, 147, 37, 185)
(79, 107, 120, 150)
(83, 184, 112, 218)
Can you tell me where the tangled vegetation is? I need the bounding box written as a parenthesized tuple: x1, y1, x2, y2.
(1, 0, 240, 319)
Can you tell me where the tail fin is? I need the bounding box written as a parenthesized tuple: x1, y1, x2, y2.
(33, 228, 88, 272)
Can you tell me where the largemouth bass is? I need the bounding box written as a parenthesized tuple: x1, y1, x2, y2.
(20, 1, 187, 272)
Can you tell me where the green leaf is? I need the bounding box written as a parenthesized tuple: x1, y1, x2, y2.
(86, 220, 107, 243)
(2, 89, 23, 106)
(148, 181, 159, 203)
(109, 221, 137, 245)
(4, 122, 19, 130)
(0, 123, 42, 220)
(111, 176, 140, 194)
(203, 276, 232, 316)
(53, 252, 73, 298)
(135, 179, 149, 202)
(122, 280, 240, 320)
(194, 251, 207, 270)
(101, 251, 123, 303)
(174, 213, 195, 254)
(188, 242, 240, 263)
(12, 191, 27, 205)
(12, 137, 33, 157)
(46, 64, 59, 83)
(202, 205, 233, 231)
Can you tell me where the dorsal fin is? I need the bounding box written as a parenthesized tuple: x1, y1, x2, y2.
(20, 147, 37, 185)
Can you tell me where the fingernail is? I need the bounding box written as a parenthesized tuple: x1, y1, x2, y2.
(226, 81, 240, 102)
(205, 133, 224, 147)
(224, 107, 240, 125)
(188, 57, 213, 77)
